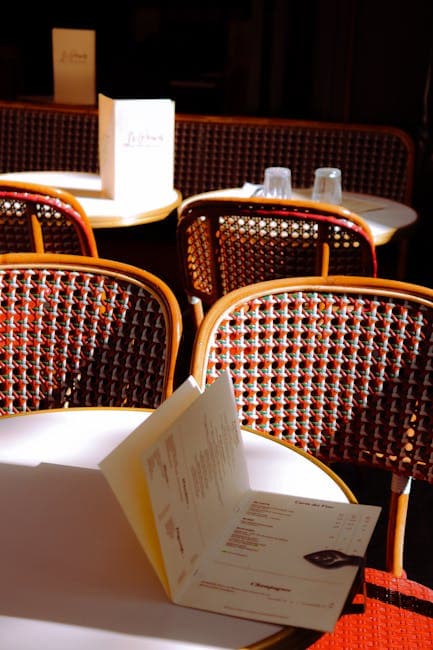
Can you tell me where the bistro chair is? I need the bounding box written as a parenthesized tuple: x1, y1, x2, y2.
(0, 252, 182, 414)
(190, 274, 433, 646)
(177, 196, 377, 329)
(0, 180, 98, 256)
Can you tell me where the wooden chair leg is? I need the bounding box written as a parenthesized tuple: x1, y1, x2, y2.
(386, 474, 412, 576)
(190, 295, 204, 330)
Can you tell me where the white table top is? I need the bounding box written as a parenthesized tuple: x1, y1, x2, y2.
(0, 171, 182, 229)
(0, 407, 351, 650)
(179, 184, 418, 247)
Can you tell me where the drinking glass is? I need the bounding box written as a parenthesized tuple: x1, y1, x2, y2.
(263, 166, 292, 199)
(312, 167, 342, 204)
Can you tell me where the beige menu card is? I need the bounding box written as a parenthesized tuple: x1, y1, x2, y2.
(52, 28, 96, 105)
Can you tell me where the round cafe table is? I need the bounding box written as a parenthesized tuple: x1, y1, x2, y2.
(0, 407, 353, 650)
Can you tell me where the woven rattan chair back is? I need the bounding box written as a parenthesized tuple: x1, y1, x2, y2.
(0, 180, 98, 256)
(177, 197, 377, 328)
(0, 253, 182, 413)
(174, 114, 415, 203)
(191, 274, 433, 645)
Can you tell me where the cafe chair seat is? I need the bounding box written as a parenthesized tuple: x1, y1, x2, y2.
(0, 252, 182, 413)
(177, 196, 377, 329)
(190, 275, 433, 647)
(309, 567, 433, 648)
(0, 180, 98, 256)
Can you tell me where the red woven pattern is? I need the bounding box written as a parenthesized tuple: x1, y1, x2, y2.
(310, 567, 433, 648)
(0, 190, 95, 255)
(203, 290, 433, 482)
(178, 200, 376, 310)
(0, 267, 171, 413)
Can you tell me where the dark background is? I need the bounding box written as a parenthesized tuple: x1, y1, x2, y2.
(2, 2, 432, 129)
(2, 1, 433, 287)
(1, 0, 433, 586)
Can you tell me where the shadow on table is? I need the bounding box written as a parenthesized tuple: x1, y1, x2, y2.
(0, 461, 293, 647)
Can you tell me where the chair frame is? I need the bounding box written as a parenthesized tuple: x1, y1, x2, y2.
(190, 274, 433, 578)
(177, 196, 377, 328)
(0, 179, 98, 256)
(0, 252, 182, 411)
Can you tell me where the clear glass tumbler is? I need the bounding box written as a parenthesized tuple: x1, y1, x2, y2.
(263, 166, 292, 199)
(312, 167, 342, 205)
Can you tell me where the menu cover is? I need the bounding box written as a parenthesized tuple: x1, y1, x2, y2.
(99, 371, 380, 633)
(98, 93, 175, 203)
(52, 28, 96, 105)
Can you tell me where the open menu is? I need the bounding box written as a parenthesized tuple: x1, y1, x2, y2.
(99, 371, 380, 633)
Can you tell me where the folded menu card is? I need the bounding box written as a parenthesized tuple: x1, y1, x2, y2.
(52, 28, 96, 105)
(98, 94, 175, 203)
(99, 371, 380, 633)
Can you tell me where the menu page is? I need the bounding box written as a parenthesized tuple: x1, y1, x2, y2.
(140, 372, 381, 632)
(99, 376, 202, 594)
(141, 374, 249, 596)
(177, 491, 378, 631)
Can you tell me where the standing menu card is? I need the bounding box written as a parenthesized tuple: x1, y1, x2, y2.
(52, 28, 96, 105)
(98, 93, 175, 203)
(99, 372, 380, 633)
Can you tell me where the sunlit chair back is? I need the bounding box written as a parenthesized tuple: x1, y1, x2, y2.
(0, 180, 98, 256)
(0, 253, 182, 413)
(177, 197, 377, 328)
